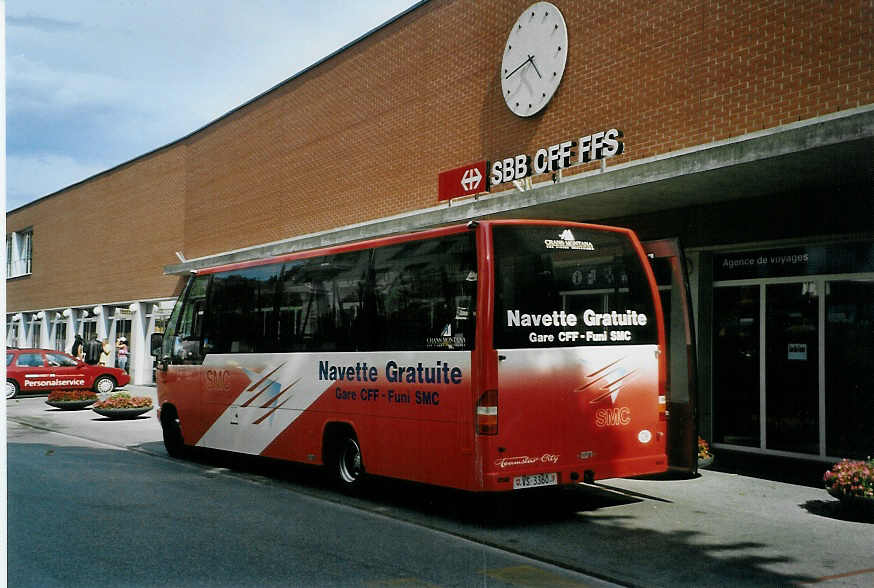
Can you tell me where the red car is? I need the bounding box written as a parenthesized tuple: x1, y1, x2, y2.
(5, 347, 130, 399)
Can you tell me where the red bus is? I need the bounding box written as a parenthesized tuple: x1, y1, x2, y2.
(152, 220, 667, 492)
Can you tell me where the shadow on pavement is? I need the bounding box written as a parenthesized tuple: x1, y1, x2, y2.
(801, 498, 874, 524)
(128, 445, 820, 587)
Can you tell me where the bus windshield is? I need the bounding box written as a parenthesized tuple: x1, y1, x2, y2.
(493, 224, 659, 348)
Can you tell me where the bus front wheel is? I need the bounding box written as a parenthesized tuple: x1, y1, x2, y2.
(160, 407, 186, 458)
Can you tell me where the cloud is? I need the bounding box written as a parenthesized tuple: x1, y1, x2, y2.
(6, 0, 420, 210)
(7, 14, 83, 33)
(7, 54, 133, 113)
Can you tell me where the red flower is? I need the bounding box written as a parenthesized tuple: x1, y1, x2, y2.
(48, 389, 97, 402)
(93, 392, 153, 410)
(824, 458, 874, 499)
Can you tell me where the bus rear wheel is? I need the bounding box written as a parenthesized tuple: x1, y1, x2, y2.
(334, 436, 364, 492)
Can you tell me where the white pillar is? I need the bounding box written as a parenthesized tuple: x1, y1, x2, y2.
(63, 308, 76, 353)
(93, 305, 108, 341)
(129, 302, 151, 386)
(107, 308, 119, 367)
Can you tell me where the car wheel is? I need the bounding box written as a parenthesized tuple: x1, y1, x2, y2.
(335, 436, 364, 492)
(94, 375, 116, 394)
(6, 379, 19, 399)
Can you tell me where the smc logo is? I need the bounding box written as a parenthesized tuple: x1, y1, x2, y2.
(205, 369, 232, 391)
(595, 407, 631, 427)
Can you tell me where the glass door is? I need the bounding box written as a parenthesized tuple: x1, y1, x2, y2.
(54, 321, 67, 352)
(765, 282, 819, 454)
(713, 285, 760, 448)
(825, 279, 874, 459)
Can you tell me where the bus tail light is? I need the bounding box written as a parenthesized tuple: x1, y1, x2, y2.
(658, 395, 667, 421)
(476, 389, 498, 435)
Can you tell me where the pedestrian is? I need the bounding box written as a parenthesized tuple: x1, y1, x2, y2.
(99, 338, 111, 366)
(71, 334, 85, 360)
(116, 337, 129, 372)
(85, 335, 103, 365)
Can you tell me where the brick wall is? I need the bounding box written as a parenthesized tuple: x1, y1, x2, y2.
(6, 147, 188, 311)
(7, 0, 873, 311)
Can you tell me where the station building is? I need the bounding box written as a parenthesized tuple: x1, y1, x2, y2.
(6, 0, 873, 466)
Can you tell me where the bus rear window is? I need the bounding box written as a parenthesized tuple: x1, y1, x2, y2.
(493, 225, 658, 348)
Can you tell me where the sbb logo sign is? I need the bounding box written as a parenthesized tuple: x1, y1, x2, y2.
(490, 129, 624, 187)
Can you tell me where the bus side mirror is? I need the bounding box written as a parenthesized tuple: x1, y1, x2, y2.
(150, 333, 164, 357)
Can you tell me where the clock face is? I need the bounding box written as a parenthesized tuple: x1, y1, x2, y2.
(500, 2, 568, 117)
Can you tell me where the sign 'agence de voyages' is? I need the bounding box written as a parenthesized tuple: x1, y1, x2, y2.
(437, 129, 624, 201)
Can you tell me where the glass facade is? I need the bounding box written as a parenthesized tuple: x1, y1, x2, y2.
(711, 243, 874, 460)
(825, 280, 874, 459)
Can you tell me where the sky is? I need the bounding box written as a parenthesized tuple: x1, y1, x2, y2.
(5, 0, 421, 211)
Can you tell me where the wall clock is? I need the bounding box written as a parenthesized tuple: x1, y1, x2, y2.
(500, 2, 568, 117)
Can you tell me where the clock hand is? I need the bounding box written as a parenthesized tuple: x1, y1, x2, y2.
(504, 55, 533, 79)
(528, 54, 543, 79)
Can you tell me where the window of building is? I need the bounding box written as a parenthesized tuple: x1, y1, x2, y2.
(6, 229, 33, 278)
(54, 321, 67, 352)
(82, 320, 97, 344)
(32, 320, 42, 349)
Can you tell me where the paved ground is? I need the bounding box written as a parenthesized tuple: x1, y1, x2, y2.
(7, 384, 874, 586)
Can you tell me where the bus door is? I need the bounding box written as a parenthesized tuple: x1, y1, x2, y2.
(644, 238, 698, 476)
(157, 274, 211, 444)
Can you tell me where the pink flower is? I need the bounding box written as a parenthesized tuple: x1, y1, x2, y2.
(825, 457, 874, 498)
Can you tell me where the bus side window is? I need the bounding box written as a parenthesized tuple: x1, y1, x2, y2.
(275, 251, 369, 353)
(203, 263, 282, 354)
(371, 232, 476, 351)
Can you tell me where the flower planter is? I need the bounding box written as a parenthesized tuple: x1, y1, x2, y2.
(46, 398, 97, 410)
(824, 458, 874, 521)
(92, 406, 152, 420)
(91, 392, 154, 419)
(698, 455, 714, 469)
(827, 487, 874, 519)
(46, 389, 98, 410)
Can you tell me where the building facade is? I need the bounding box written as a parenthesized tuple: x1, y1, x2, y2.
(6, 0, 873, 464)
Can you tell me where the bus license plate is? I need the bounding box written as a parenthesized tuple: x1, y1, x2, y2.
(513, 472, 558, 490)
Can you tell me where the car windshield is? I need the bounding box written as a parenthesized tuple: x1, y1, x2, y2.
(6, 353, 13, 366)
(46, 353, 79, 367)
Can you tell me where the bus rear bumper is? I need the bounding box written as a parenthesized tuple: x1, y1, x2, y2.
(480, 454, 667, 492)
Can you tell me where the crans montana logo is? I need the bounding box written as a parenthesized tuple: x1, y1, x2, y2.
(544, 230, 594, 251)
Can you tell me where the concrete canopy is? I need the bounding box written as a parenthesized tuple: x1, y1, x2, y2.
(165, 106, 874, 275)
